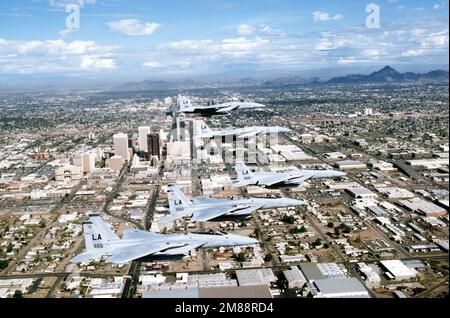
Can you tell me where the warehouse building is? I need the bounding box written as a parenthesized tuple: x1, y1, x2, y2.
(398, 198, 447, 217)
(345, 187, 378, 199)
(376, 187, 415, 199)
(312, 278, 370, 298)
(236, 269, 277, 287)
(334, 160, 367, 170)
(380, 260, 417, 281)
(283, 266, 307, 289)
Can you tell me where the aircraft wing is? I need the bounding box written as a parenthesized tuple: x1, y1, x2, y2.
(258, 174, 306, 186)
(216, 104, 240, 113)
(192, 204, 260, 221)
(288, 176, 312, 185)
(106, 243, 169, 264)
(159, 242, 206, 256)
(237, 131, 261, 138)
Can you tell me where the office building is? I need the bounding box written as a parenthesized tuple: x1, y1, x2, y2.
(147, 133, 161, 160)
(138, 126, 150, 152)
(113, 133, 130, 161)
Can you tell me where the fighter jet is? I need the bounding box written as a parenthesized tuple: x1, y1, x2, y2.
(233, 163, 347, 188)
(70, 215, 258, 264)
(177, 96, 265, 115)
(160, 184, 304, 225)
(195, 120, 291, 139)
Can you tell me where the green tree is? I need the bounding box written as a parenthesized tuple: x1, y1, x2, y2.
(235, 253, 247, 262)
(282, 215, 295, 224)
(13, 290, 23, 298)
(312, 238, 322, 247)
(0, 259, 8, 269)
(327, 222, 334, 228)
(264, 254, 273, 262)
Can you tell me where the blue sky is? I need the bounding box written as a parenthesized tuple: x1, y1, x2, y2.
(0, 0, 448, 83)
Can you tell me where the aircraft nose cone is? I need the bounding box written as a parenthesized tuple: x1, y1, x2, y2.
(253, 103, 265, 108)
(335, 171, 347, 177)
(288, 198, 304, 206)
(279, 127, 292, 133)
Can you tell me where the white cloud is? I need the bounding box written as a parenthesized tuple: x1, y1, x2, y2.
(402, 49, 425, 57)
(421, 29, 449, 47)
(107, 19, 161, 36)
(411, 28, 427, 37)
(161, 36, 269, 58)
(237, 24, 254, 36)
(80, 55, 115, 70)
(433, 1, 447, 10)
(313, 11, 344, 22)
(0, 38, 118, 74)
(363, 49, 381, 57)
(143, 61, 164, 68)
(337, 57, 358, 65)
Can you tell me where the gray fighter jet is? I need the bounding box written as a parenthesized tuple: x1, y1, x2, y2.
(160, 184, 304, 225)
(233, 163, 347, 188)
(70, 215, 258, 264)
(195, 120, 291, 139)
(177, 96, 265, 115)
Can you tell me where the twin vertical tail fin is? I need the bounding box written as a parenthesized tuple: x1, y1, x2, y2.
(234, 163, 257, 187)
(160, 185, 192, 226)
(177, 96, 194, 112)
(70, 215, 118, 263)
(196, 120, 214, 138)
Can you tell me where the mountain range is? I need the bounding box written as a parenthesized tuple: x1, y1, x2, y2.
(117, 66, 448, 91)
(325, 66, 449, 84)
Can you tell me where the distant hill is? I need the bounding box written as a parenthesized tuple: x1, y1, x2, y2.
(117, 65, 449, 91)
(326, 66, 449, 84)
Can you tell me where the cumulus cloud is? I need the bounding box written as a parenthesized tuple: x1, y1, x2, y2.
(107, 19, 161, 36)
(312, 11, 344, 22)
(80, 55, 115, 69)
(161, 36, 269, 58)
(0, 38, 118, 74)
(237, 24, 254, 36)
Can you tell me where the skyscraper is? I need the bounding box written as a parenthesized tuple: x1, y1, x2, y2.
(113, 133, 130, 161)
(138, 126, 150, 152)
(147, 133, 160, 161)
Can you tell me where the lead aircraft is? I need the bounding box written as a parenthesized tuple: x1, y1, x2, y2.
(233, 163, 347, 188)
(71, 215, 258, 264)
(177, 96, 265, 115)
(160, 184, 304, 225)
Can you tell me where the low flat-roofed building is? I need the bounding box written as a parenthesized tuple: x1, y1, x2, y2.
(398, 198, 447, 217)
(434, 239, 449, 252)
(334, 160, 367, 170)
(299, 263, 325, 283)
(377, 187, 415, 199)
(313, 278, 370, 298)
(380, 260, 416, 281)
(236, 269, 276, 287)
(283, 266, 307, 289)
(345, 187, 378, 199)
(316, 263, 346, 279)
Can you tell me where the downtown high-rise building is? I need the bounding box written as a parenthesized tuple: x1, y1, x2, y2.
(138, 126, 150, 152)
(113, 133, 130, 161)
(147, 133, 160, 161)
